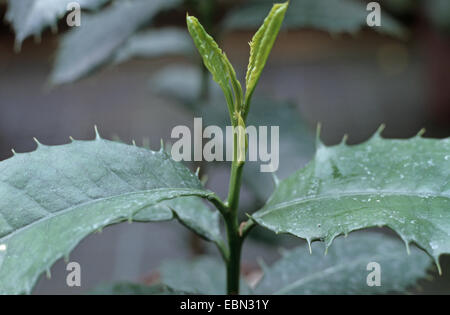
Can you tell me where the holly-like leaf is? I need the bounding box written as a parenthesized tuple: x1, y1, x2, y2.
(5, 0, 108, 47)
(186, 14, 242, 119)
(255, 231, 431, 294)
(160, 256, 251, 294)
(0, 133, 220, 294)
(225, 0, 407, 38)
(244, 2, 288, 115)
(253, 129, 450, 272)
(113, 28, 194, 64)
(51, 0, 180, 85)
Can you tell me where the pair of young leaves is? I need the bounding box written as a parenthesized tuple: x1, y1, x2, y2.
(186, 2, 289, 125)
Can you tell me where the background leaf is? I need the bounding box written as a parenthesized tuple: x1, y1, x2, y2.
(425, 0, 450, 33)
(113, 28, 195, 64)
(253, 132, 450, 270)
(90, 282, 188, 295)
(5, 0, 108, 46)
(0, 136, 218, 294)
(50, 0, 181, 85)
(160, 256, 251, 294)
(255, 231, 431, 294)
(225, 0, 407, 38)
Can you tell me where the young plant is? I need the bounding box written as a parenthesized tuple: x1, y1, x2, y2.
(0, 2, 448, 295)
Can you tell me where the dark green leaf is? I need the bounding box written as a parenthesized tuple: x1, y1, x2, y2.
(253, 131, 450, 272)
(255, 231, 431, 294)
(0, 134, 219, 294)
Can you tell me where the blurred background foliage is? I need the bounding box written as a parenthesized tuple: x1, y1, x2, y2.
(0, 0, 450, 294)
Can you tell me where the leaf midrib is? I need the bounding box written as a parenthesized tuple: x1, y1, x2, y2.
(0, 187, 212, 243)
(272, 252, 397, 294)
(256, 190, 450, 218)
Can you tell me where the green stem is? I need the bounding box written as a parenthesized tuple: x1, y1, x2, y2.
(225, 161, 244, 294)
(225, 212, 242, 294)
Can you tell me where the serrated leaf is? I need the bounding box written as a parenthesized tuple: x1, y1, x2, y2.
(255, 231, 431, 294)
(51, 0, 180, 85)
(225, 0, 406, 38)
(244, 2, 288, 115)
(253, 131, 450, 270)
(186, 14, 242, 120)
(90, 282, 188, 295)
(160, 256, 250, 295)
(5, 0, 108, 46)
(113, 28, 194, 64)
(0, 136, 220, 294)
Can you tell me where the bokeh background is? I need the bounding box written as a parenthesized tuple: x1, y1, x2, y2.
(0, 0, 449, 294)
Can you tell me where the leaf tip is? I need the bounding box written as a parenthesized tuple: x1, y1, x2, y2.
(315, 122, 324, 149)
(374, 124, 386, 138)
(94, 125, 101, 140)
(307, 238, 312, 254)
(33, 137, 43, 147)
(434, 257, 442, 276)
(416, 128, 426, 138)
(340, 134, 349, 146)
(195, 167, 201, 177)
(404, 240, 411, 255)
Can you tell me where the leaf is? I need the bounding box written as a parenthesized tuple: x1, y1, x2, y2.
(5, 0, 108, 47)
(0, 134, 220, 294)
(225, 0, 407, 38)
(113, 28, 195, 64)
(244, 2, 288, 114)
(425, 0, 450, 33)
(253, 130, 450, 271)
(90, 282, 188, 295)
(50, 0, 181, 85)
(150, 65, 206, 107)
(186, 14, 242, 120)
(160, 256, 251, 294)
(255, 231, 431, 294)
(134, 196, 222, 243)
(243, 98, 315, 202)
